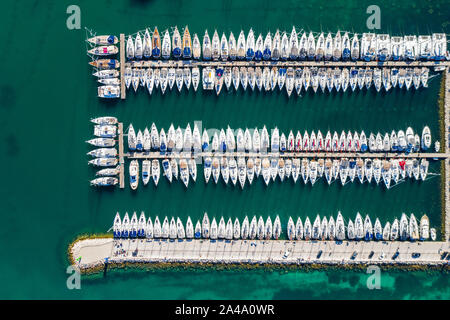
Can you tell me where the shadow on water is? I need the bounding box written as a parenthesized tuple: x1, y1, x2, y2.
(5, 134, 19, 157)
(0, 84, 16, 109)
(129, 0, 153, 7)
(99, 99, 120, 109)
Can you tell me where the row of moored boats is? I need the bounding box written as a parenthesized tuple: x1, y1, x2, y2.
(104, 27, 449, 62)
(113, 211, 436, 241)
(125, 66, 429, 96)
(125, 156, 429, 190)
(86, 117, 120, 186)
(127, 123, 433, 154)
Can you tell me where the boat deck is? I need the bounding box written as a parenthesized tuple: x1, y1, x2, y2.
(72, 238, 449, 270)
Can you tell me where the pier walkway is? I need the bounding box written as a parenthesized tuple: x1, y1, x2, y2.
(125, 60, 450, 69)
(72, 238, 449, 270)
(125, 151, 449, 159)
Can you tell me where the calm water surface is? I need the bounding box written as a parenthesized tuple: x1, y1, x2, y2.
(0, 0, 448, 299)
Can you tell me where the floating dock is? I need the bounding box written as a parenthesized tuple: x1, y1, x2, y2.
(71, 238, 449, 271)
(119, 34, 126, 100)
(118, 122, 125, 188)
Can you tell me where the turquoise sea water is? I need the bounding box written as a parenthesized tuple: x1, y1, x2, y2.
(0, 0, 449, 299)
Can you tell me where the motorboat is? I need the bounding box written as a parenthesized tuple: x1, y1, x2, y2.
(420, 215, 430, 240)
(162, 158, 172, 183)
(90, 177, 118, 187)
(88, 157, 118, 167)
(421, 126, 431, 150)
(142, 160, 151, 186)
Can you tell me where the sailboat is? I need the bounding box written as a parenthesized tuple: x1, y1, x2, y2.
(202, 30, 212, 60)
(364, 215, 373, 241)
(152, 27, 161, 58)
(172, 26, 182, 59)
(226, 218, 233, 240)
(336, 212, 345, 240)
(233, 218, 241, 239)
(202, 213, 210, 238)
(304, 217, 312, 240)
(289, 26, 299, 60)
(263, 32, 272, 60)
(220, 33, 229, 61)
(287, 217, 295, 240)
(257, 216, 265, 240)
(210, 217, 218, 240)
(182, 26, 192, 59)
(246, 28, 255, 60)
(295, 217, 303, 240)
(265, 216, 273, 240)
(241, 216, 249, 239)
(255, 34, 263, 60)
(192, 34, 201, 59)
(228, 32, 237, 60)
(194, 220, 201, 239)
(186, 217, 194, 239)
(273, 215, 281, 239)
(249, 216, 257, 239)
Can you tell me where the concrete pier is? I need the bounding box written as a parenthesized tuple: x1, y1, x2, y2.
(125, 151, 448, 160)
(71, 238, 449, 271)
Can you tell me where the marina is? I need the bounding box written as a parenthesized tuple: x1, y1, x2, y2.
(82, 25, 450, 272)
(6, 0, 450, 301)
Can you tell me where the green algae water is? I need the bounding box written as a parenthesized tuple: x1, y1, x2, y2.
(0, 0, 449, 299)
